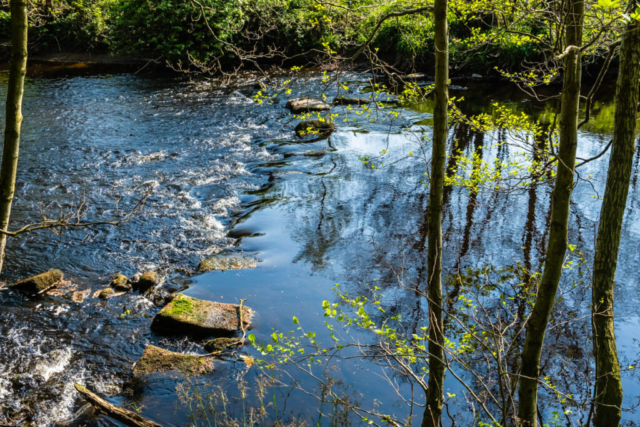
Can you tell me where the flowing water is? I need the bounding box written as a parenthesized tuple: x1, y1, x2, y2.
(0, 64, 638, 426)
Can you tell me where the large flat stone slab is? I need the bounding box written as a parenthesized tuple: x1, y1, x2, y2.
(132, 345, 214, 378)
(11, 269, 63, 295)
(198, 255, 257, 273)
(151, 294, 253, 335)
(285, 97, 330, 113)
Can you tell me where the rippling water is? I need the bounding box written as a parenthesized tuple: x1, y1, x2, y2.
(0, 65, 639, 426)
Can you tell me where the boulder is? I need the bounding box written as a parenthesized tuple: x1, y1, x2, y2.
(405, 73, 427, 80)
(135, 272, 158, 292)
(132, 345, 214, 378)
(285, 97, 330, 113)
(11, 269, 63, 295)
(294, 119, 335, 136)
(471, 73, 483, 80)
(110, 275, 131, 292)
(198, 255, 257, 273)
(333, 96, 372, 106)
(151, 294, 253, 335)
(204, 337, 243, 353)
(98, 288, 115, 300)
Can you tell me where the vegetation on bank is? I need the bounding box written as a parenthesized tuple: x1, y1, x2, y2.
(0, 0, 595, 73)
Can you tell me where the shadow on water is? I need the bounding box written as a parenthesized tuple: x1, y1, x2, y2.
(0, 65, 639, 426)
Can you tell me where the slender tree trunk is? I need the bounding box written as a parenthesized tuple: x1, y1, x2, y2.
(0, 0, 29, 274)
(422, 0, 448, 424)
(592, 4, 640, 425)
(517, 0, 584, 425)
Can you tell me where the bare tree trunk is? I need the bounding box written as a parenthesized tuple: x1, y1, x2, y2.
(0, 0, 28, 274)
(592, 4, 640, 425)
(517, 0, 584, 425)
(422, 0, 448, 424)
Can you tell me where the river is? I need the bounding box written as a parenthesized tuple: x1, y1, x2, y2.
(0, 64, 639, 426)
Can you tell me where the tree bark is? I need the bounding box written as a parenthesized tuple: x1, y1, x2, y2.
(0, 0, 28, 274)
(517, 0, 584, 425)
(592, 3, 640, 425)
(422, 0, 448, 424)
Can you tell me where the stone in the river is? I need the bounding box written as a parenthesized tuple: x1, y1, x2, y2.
(405, 73, 427, 80)
(471, 73, 483, 80)
(285, 97, 330, 113)
(132, 345, 214, 378)
(294, 119, 335, 136)
(198, 255, 257, 273)
(204, 337, 243, 353)
(98, 288, 115, 299)
(11, 269, 63, 295)
(151, 294, 253, 334)
(135, 272, 158, 292)
(332, 96, 372, 105)
(110, 275, 131, 292)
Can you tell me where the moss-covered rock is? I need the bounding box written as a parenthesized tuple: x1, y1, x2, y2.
(98, 288, 115, 299)
(151, 294, 253, 335)
(132, 345, 214, 378)
(110, 275, 131, 292)
(204, 337, 243, 353)
(294, 119, 335, 136)
(285, 97, 330, 113)
(135, 272, 158, 292)
(197, 255, 257, 273)
(332, 96, 372, 105)
(11, 269, 63, 295)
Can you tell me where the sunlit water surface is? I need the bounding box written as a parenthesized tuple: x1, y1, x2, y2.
(0, 66, 638, 426)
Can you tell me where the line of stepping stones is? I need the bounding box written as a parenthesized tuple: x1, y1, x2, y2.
(7, 256, 256, 378)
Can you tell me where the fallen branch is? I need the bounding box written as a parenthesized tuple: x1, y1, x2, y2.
(74, 384, 162, 427)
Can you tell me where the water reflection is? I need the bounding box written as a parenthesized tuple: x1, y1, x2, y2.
(0, 68, 638, 426)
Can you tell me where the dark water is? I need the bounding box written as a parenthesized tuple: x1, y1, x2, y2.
(0, 66, 638, 426)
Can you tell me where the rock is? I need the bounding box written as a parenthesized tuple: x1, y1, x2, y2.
(204, 337, 243, 353)
(130, 272, 142, 284)
(132, 345, 214, 378)
(110, 275, 131, 292)
(98, 288, 115, 300)
(405, 73, 427, 80)
(198, 255, 257, 273)
(294, 119, 335, 136)
(135, 272, 158, 292)
(471, 73, 483, 80)
(332, 96, 372, 105)
(285, 97, 330, 113)
(284, 149, 328, 158)
(11, 269, 63, 295)
(151, 294, 253, 335)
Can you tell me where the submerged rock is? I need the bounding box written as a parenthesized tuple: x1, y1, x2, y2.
(284, 148, 328, 158)
(204, 337, 243, 353)
(132, 345, 214, 378)
(198, 255, 257, 273)
(294, 119, 335, 136)
(151, 294, 253, 335)
(11, 269, 63, 295)
(285, 97, 330, 113)
(98, 288, 115, 300)
(333, 96, 372, 105)
(135, 272, 158, 292)
(110, 275, 131, 292)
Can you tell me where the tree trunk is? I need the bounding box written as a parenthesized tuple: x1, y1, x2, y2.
(422, 0, 448, 424)
(0, 0, 28, 274)
(517, 0, 584, 425)
(592, 4, 640, 425)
